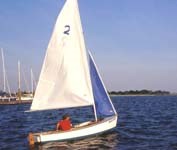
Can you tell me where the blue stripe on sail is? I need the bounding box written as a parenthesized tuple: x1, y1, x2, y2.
(89, 54, 115, 116)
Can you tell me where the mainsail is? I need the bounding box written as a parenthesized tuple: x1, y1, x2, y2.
(30, 0, 94, 111)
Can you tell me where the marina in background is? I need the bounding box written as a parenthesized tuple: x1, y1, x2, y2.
(0, 48, 36, 105)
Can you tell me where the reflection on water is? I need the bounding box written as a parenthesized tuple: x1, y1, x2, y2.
(32, 132, 118, 150)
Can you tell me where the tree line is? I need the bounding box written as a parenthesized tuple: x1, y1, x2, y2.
(108, 90, 170, 95)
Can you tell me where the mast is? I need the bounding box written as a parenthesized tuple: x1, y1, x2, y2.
(93, 101, 98, 121)
(22, 69, 30, 93)
(1, 48, 6, 92)
(31, 68, 34, 96)
(6, 72, 11, 97)
(18, 60, 21, 101)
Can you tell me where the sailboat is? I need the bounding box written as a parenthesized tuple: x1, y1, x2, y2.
(28, 0, 117, 145)
(17, 61, 34, 101)
(0, 48, 16, 102)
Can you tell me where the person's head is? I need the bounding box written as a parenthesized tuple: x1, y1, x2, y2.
(62, 114, 70, 120)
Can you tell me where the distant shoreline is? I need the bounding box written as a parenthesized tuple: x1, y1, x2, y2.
(108, 90, 177, 96)
(110, 94, 177, 96)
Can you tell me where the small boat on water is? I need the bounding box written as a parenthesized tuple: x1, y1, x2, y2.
(28, 0, 118, 145)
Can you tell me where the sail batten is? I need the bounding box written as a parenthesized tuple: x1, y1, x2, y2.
(30, 0, 94, 111)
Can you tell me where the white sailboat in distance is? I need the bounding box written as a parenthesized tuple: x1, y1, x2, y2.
(28, 0, 117, 145)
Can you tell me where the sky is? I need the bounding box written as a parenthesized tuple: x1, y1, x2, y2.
(0, 0, 177, 93)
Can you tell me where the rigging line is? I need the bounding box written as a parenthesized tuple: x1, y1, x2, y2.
(1, 48, 6, 92)
(5, 71, 11, 96)
(32, 74, 37, 91)
(1, 48, 12, 96)
(30, 68, 38, 92)
(31, 68, 33, 93)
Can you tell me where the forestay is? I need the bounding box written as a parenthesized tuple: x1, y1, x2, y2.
(30, 0, 94, 111)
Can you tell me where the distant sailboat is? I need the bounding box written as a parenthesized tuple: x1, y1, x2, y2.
(17, 61, 34, 101)
(0, 48, 16, 101)
(28, 0, 117, 144)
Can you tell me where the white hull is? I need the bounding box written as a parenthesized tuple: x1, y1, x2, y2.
(20, 96, 33, 101)
(29, 115, 117, 144)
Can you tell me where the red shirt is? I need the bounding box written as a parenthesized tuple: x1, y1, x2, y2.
(58, 120, 71, 131)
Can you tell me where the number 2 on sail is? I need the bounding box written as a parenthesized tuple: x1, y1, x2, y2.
(64, 25, 70, 35)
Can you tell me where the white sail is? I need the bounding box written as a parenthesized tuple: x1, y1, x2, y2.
(31, 0, 94, 111)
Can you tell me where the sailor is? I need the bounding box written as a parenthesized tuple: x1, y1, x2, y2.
(56, 114, 72, 131)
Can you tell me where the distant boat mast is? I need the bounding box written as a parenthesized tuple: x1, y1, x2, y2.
(18, 60, 21, 101)
(1, 48, 6, 92)
(17, 61, 36, 99)
(31, 68, 34, 95)
(1, 48, 11, 96)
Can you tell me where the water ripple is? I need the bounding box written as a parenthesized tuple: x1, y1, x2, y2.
(0, 96, 177, 149)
